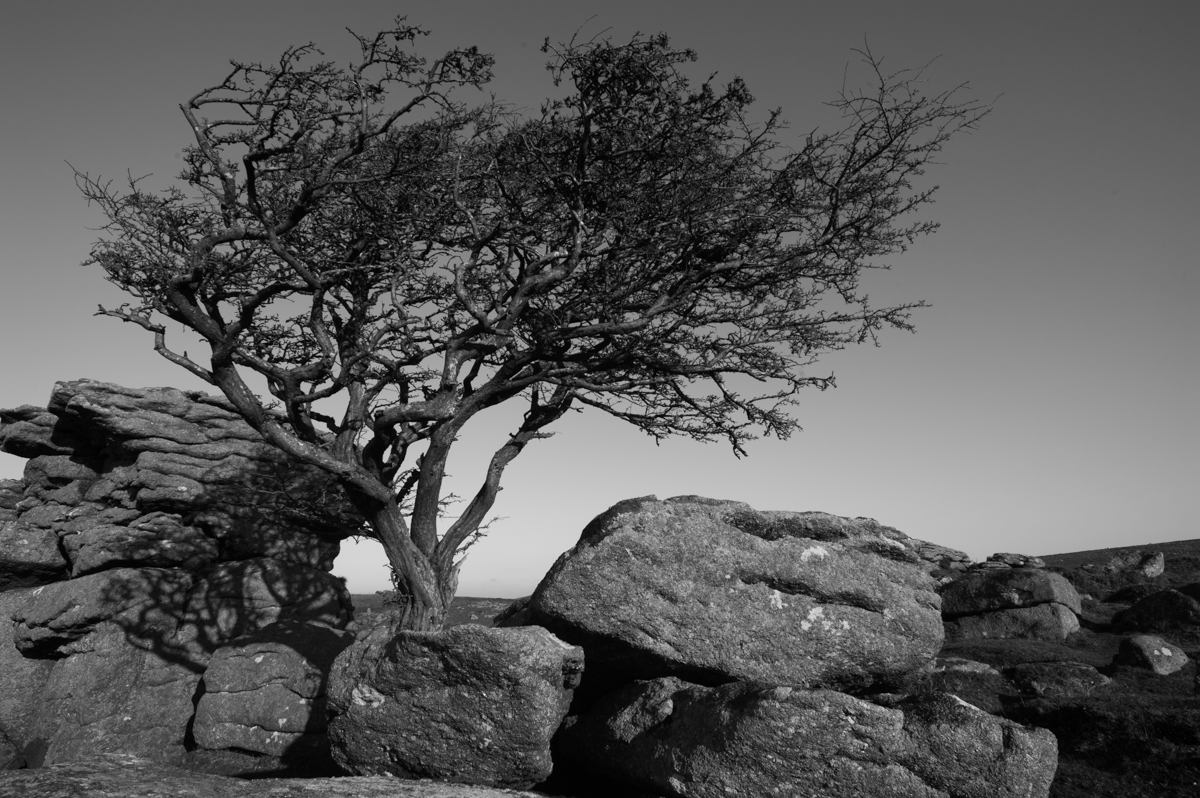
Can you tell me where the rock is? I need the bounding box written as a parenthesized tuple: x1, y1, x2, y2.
(194, 621, 355, 766)
(0, 381, 363, 773)
(327, 624, 583, 788)
(502, 496, 943, 694)
(62, 512, 219, 576)
(1003, 661, 1112, 698)
(0, 479, 25, 522)
(5, 558, 350, 768)
(0, 520, 68, 590)
(944, 602, 1081, 642)
(0, 380, 363, 574)
(554, 676, 1058, 798)
(985, 552, 1046, 569)
(941, 568, 1082, 618)
(1112, 589, 1200, 634)
(0, 588, 55, 750)
(12, 566, 197, 658)
(0, 753, 551, 797)
(1106, 550, 1165, 578)
(1113, 634, 1190, 675)
(23, 624, 205, 767)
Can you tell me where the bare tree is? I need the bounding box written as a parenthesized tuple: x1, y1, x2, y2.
(76, 19, 987, 630)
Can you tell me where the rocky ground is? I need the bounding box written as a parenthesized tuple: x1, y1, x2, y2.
(385, 536, 1200, 798)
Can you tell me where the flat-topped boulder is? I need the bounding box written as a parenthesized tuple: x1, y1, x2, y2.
(500, 496, 945, 694)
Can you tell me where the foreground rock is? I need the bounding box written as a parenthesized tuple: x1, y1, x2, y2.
(194, 621, 356, 768)
(0, 753, 548, 797)
(327, 624, 583, 788)
(555, 676, 1058, 798)
(501, 496, 945, 694)
(1112, 634, 1189, 675)
(941, 567, 1082, 642)
(0, 380, 361, 771)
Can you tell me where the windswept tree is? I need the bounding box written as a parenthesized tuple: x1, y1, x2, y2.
(77, 18, 987, 630)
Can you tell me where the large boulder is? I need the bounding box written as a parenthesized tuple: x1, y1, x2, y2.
(194, 621, 355, 768)
(1112, 634, 1189, 676)
(554, 676, 1058, 798)
(941, 568, 1081, 617)
(940, 568, 1081, 643)
(1112, 589, 1200, 635)
(500, 496, 944, 694)
(944, 603, 1081, 643)
(327, 624, 583, 788)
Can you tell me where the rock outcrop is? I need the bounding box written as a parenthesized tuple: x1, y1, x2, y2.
(941, 567, 1082, 642)
(554, 676, 1059, 798)
(498, 496, 945, 695)
(0, 380, 361, 771)
(327, 623, 584, 788)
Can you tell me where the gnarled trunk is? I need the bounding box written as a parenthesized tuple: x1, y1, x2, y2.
(354, 495, 458, 632)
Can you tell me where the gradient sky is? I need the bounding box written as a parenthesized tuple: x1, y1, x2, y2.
(1, 2, 1195, 597)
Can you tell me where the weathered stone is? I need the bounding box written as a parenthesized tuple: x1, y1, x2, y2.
(1003, 661, 1112, 698)
(0, 588, 55, 749)
(194, 621, 355, 760)
(1, 380, 362, 572)
(0, 520, 68, 590)
(0, 753, 551, 797)
(1112, 589, 1200, 634)
(941, 568, 1082, 617)
(944, 603, 1081, 642)
(503, 496, 943, 694)
(0, 381, 363, 774)
(1113, 634, 1190, 675)
(12, 567, 196, 658)
(1106, 549, 1165, 578)
(61, 512, 219, 576)
(985, 552, 1046, 569)
(555, 677, 1058, 798)
(24, 625, 203, 768)
(0, 405, 97, 459)
(0, 479, 22, 521)
(327, 624, 583, 788)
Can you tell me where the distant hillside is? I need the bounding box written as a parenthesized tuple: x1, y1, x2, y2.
(1040, 537, 1200, 576)
(349, 594, 516, 628)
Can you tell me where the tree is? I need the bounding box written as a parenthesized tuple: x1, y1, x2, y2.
(76, 18, 988, 630)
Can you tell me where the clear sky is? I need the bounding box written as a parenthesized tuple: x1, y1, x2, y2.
(1, 2, 1195, 598)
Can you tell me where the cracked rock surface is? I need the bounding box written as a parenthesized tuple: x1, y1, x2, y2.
(554, 676, 1058, 798)
(499, 495, 945, 695)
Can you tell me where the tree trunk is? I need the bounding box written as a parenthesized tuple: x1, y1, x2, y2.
(353, 494, 457, 632)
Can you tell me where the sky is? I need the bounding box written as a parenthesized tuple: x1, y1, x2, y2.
(1, 2, 1196, 598)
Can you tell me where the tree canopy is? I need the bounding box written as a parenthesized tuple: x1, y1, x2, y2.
(76, 18, 987, 629)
